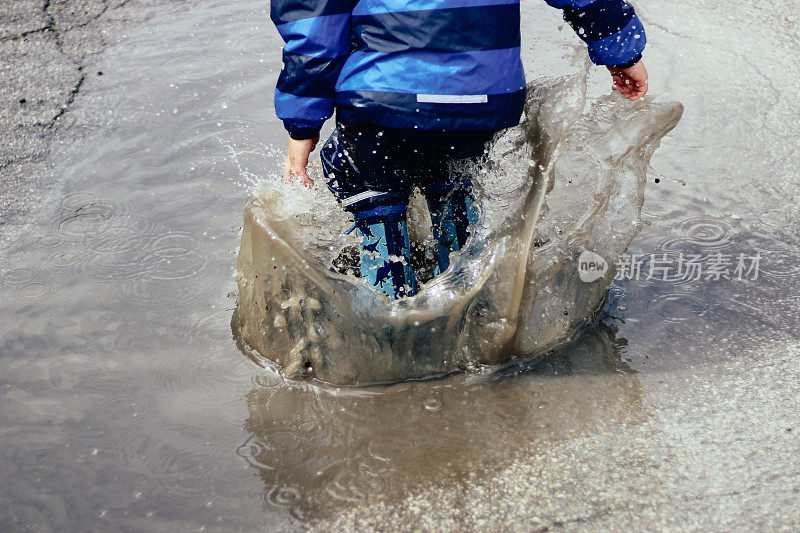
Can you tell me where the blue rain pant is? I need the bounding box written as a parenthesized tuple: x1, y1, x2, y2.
(321, 121, 495, 299)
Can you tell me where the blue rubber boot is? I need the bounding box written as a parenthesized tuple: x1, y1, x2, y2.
(354, 206, 417, 300)
(427, 181, 480, 275)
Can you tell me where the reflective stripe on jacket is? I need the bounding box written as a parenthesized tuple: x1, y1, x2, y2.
(271, 0, 646, 138)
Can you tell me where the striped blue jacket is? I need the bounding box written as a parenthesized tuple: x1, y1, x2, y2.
(271, 0, 646, 139)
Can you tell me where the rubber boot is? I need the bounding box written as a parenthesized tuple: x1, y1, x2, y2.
(427, 181, 480, 274)
(354, 206, 417, 300)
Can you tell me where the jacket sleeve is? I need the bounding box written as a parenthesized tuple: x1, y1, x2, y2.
(545, 0, 646, 68)
(271, 0, 353, 139)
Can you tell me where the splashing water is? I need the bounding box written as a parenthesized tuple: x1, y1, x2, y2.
(232, 64, 683, 385)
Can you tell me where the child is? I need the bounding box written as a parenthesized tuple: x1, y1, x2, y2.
(272, 0, 649, 299)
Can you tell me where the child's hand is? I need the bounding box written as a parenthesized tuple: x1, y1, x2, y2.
(284, 137, 319, 187)
(607, 60, 648, 100)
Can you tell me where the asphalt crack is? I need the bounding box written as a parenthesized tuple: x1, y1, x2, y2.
(0, 0, 146, 228)
(5, 0, 135, 128)
(49, 66, 85, 128)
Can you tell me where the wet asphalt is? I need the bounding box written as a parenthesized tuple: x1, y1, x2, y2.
(1, 0, 163, 230)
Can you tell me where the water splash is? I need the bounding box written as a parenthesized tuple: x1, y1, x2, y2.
(232, 66, 683, 385)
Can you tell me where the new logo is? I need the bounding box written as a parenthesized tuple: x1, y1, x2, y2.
(578, 250, 608, 282)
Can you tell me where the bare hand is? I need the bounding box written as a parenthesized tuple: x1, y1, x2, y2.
(283, 137, 319, 187)
(607, 60, 648, 100)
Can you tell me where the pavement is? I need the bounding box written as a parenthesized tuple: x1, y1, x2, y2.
(0, 0, 154, 231)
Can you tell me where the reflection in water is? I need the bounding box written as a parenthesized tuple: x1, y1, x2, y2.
(239, 319, 642, 521)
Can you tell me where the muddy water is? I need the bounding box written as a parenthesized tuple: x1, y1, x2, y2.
(232, 73, 682, 385)
(1, 0, 799, 530)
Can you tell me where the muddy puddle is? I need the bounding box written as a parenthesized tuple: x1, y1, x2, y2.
(232, 70, 682, 384)
(1, 0, 798, 530)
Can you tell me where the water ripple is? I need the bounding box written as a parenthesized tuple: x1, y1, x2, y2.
(16, 281, 55, 300)
(55, 200, 119, 240)
(757, 247, 800, 280)
(265, 485, 302, 508)
(2, 267, 39, 285)
(236, 436, 276, 471)
(138, 233, 208, 280)
(757, 208, 800, 233)
(647, 291, 709, 324)
(657, 215, 735, 251)
(37, 234, 67, 249)
(46, 249, 90, 271)
(114, 278, 210, 319)
(98, 393, 160, 429)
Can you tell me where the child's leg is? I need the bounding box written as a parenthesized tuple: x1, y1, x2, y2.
(353, 208, 416, 299)
(420, 131, 493, 273)
(320, 125, 423, 299)
(424, 178, 480, 274)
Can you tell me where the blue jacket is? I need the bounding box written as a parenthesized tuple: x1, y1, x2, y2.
(271, 0, 646, 139)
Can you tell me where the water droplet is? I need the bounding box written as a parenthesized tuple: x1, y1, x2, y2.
(423, 398, 442, 411)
